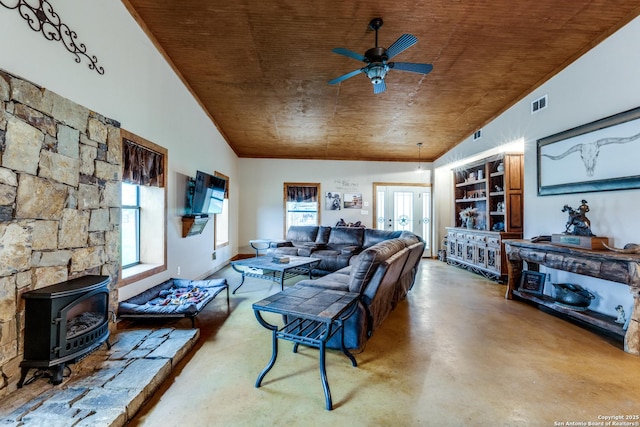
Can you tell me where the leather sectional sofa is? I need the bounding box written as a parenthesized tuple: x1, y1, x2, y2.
(273, 226, 425, 350)
(269, 225, 409, 275)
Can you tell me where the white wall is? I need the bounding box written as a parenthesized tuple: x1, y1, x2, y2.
(238, 158, 431, 252)
(433, 16, 640, 317)
(0, 1, 238, 300)
(4, 2, 637, 314)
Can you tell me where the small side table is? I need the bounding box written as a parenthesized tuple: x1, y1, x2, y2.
(249, 239, 271, 257)
(252, 284, 359, 410)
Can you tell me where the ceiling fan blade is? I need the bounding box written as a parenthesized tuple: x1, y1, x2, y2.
(389, 62, 433, 75)
(328, 68, 364, 85)
(332, 47, 366, 62)
(373, 79, 386, 94)
(386, 34, 418, 60)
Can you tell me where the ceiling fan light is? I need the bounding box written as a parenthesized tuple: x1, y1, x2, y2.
(366, 64, 388, 84)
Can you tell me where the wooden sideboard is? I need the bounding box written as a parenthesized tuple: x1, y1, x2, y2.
(446, 227, 521, 281)
(504, 239, 640, 355)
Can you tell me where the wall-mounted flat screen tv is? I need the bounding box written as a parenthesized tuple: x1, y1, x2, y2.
(191, 170, 227, 215)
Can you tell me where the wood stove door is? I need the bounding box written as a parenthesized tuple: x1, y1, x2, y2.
(57, 288, 109, 359)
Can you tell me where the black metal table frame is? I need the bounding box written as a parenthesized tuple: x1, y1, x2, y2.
(230, 258, 320, 294)
(253, 298, 358, 410)
(249, 239, 271, 257)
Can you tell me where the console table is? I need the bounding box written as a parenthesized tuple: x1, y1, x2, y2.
(504, 240, 640, 355)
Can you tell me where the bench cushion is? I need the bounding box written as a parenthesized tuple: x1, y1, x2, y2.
(118, 278, 227, 318)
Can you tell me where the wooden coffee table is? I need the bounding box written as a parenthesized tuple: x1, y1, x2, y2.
(230, 256, 320, 294)
(252, 284, 359, 410)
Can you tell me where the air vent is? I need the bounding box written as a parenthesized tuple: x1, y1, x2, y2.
(531, 95, 548, 114)
(473, 129, 482, 141)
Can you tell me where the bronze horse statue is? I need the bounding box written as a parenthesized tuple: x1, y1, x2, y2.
(562, 200, 594, 236)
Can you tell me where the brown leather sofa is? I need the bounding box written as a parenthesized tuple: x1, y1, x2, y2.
(269, 226, 410, 276)
(277, 226, 425, 350)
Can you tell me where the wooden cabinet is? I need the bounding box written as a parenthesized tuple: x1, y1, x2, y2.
(446, 228, 521, 281)
(453, 153, 523, 233)
(447, 153, 524, 281)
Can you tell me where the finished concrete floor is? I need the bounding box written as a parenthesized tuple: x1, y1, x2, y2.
(129, 260, 640, 427)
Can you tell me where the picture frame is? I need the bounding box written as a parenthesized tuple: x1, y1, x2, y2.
(324, 192, 342, 211)
(518, 270, 546, 295)
(343, 193, 363, 209)
(537, 106, 640, 196)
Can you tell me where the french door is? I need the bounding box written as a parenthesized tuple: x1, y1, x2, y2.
(373, 184, 431, 257)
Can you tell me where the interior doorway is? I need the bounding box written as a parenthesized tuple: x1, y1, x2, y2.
(373, 183, 432, 257)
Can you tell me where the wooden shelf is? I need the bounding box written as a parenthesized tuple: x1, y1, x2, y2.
(449, 154, 523, 281)
(512, 290, 625, 338)
(181, 215, 210, 237)
(453, 153, 522, 233)
(456, 197, 487, 203)
(456, 179, 486, 188)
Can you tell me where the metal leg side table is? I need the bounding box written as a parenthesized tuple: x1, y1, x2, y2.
(252, 284, 359, 410)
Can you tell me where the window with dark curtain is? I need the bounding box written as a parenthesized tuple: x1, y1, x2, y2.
(122, 138, 165, 187)
(286, 186, 318, 202)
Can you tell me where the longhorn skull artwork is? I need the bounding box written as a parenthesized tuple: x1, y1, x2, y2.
(542, 132, 640, 177)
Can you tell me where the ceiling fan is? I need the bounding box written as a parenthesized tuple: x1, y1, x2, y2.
(328, 18, 433, 94)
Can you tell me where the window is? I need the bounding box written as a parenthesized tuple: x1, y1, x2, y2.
(119, 129, 167, 286)
(284, 183, 320, 232)
(121, 183, 140, 267)
(214, 172, 229, 249)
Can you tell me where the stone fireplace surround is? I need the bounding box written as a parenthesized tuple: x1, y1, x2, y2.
(0, 68, 121, 396)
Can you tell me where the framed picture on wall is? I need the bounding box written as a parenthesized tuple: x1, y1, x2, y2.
(537, 106, 640, 195)
(518, 270, 546, 295)
(325, 192, 342, 210)
(343, 193, 363, 209)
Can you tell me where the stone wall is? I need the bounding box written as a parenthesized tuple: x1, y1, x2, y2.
(0, 69, 121, 396)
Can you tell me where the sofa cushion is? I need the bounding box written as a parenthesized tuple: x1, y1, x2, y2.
(399, 230, 421, 246)
(363, 229, 402, 248)
(348, 239, 405, 294)
(285, 225, 319, 243)
(362, 247, 409, 303)
(272, 246, 300, 256)
(315, 226, 331, 244)
(397, 240, 425, 298)
(328, 227, 364, 246)
(310, 249, 352, 272)
(297, 272, 350, 291)
(362, 248, 410, 333)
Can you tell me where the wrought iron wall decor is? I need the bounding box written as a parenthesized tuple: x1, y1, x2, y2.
(0, 0, 104, 75)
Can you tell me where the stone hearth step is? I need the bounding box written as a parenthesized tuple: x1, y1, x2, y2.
(0, 328, 199, 426)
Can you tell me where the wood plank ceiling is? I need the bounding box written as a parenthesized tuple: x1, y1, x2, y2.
(123, 0, 640, 162)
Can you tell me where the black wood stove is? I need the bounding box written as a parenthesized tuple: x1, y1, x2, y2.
(19, 275, 111, 387)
